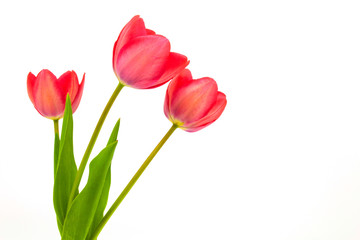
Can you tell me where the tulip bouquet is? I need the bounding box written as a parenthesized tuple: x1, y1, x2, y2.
(27, 15, 226, 240)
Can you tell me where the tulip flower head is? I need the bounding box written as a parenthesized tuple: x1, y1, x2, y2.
(27, 69, 85, 120)
(164, 69, 227, 132)
(113, 15, 189, 89)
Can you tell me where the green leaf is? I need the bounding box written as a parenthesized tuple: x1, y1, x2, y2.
(61, 125, 119, 240)
(53, 96, 78, 233)
(86, 119, 120, 240)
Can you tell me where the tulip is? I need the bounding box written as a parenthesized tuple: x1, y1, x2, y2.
(164, 69, 227, 132)
(113, 15, 189, 89)
(27, 69, 85, 120)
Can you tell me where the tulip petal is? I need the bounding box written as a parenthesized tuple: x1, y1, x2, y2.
(164, 69, 192, 122)
(146, 29, 156, 35)
(183, 92, 227, 132)
(115, 35, 171, 88)
(113, 15, 147, 70)
(170, 76, 218, 124)
(164, 91, 171, 120)
(167, 69, 193, 105)
(57, 71, 79, 104)
(72, 73, 85, 113)
(27, 72, 37, 105)
(33, 69, 64, 119)
(145, 52, 189, 89)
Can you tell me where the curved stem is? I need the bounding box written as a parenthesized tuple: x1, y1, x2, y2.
(67, 82, 125, 211)
(89, 124, 178, 240)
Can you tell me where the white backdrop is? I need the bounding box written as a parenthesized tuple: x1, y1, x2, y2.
(1, 0, 360, 239)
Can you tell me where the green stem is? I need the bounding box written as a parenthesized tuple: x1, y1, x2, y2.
(54, 119, 59, 134)
(67, 82, 125, 211)
(89, 124, 178, 240)
(54, 119, 60, 178)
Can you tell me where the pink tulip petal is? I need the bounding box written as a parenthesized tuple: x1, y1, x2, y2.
(113, 15, 147, 70)
(27, 72, 37, 104)
(57, 71, 79, 104)
(144, 52, 189, 89)
(167, 68, 193, 104)
(170, 77, 218, 124)
(183, 92, 227, 132)
(33, 70, 64, 119)
(164, 90, 171, 120)
(146, 29, 156, 35)
(165, 69, 192, 121)
(71, 73, 85, 113)
(115, 35, 171, 88)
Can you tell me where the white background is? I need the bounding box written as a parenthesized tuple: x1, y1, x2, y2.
(1, 0, 360, 239)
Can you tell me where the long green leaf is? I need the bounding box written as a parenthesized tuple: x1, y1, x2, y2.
(53, 96, 78, 233)
(86, 119, 120, 240)
(61, 139, 118, 240)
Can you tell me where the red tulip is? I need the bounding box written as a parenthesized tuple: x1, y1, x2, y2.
(164, 69, 227, 132)
(27, 69, 85, 120)
(113, 15, 189, 89)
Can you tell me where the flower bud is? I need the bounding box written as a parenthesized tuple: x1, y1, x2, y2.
(164, 69, 226, 132)
(113, 15, 189, 89)
(27, 69, 85, 119)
